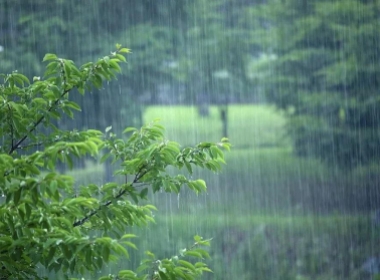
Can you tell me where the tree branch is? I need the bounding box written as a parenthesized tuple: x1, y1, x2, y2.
(72, 167, 149, 228)
(8, 88, 71, 155)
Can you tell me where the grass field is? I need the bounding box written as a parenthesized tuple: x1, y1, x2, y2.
(143, 104, 290, 149)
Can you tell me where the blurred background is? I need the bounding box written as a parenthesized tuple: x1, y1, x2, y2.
(1, 0, 380, 279)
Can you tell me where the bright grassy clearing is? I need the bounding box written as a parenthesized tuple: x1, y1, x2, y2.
(67, 104, 292, 185)
(68, 104, 328, 213)
(143, 104, 334, 213)
(143, 104, 290, 149)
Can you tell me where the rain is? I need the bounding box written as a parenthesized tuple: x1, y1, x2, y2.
(1, 0, 379, 279)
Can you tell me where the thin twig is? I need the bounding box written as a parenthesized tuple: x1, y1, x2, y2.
(8, 88, 71, 155)
(16, 135, 64, 150)
(72, 167, 148, 228)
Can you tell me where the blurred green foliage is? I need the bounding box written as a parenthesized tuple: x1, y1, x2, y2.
(2, 0, 378, 169)
(0, 0, 254, 134)
(129, 213, 379, 280)
(248, 0, 380, 168)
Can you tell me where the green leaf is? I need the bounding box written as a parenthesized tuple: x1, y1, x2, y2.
(119, 48, 131, 54)
(194, 235, 202, 242)
(102, 246, 110, 262)
(140, 188, 148, 198)
(194, 180, 206, 192)
(109, 59, 122, 72)
(25, 203, 32, 219)
(199, 267, 213, 273)
(85, 250, 92, 266)
(185, 162, 193, 174)
(121, 234, 137, 240)
(178, 260, 196, 272)
(63, 61, 72, 77)
(100, 153, 111, 163)
(31, 186, 39, 204)
(61, 244, 72, 260)
(47, 246, 56, 266)
(123, 127, 137, 134)
(92, 74, 103, 89)
(12, 73, 30, 85)
(184, 251, 203, 259)
(43, 53, 58, 62)
(13, 188, 21, 205)
(65, 101, 81, 111)
(115, 53, 127, 62)
(158, 271, 169, 280)
(99, 276, 112, 280)
(118, 270, 137, 279)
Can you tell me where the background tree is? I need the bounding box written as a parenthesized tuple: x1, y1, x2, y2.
(182, 0, 253, 137)
(0, 0, 184, 132)
(0, 0, 256, 139)
(0, 46, 229, 279)
(249, 0, 380, 168)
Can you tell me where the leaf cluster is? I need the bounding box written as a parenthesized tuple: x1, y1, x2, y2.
(0, 45, 229, 279)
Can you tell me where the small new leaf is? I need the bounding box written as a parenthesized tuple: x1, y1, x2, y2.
(42, 53, 58, 62)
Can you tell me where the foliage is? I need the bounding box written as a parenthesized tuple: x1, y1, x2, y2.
(0, 0, 255, 107)
(6, 0, 380, 168)
(0, 45, 230, 279)
(183, 0, 252, 105)
(249, 0, 380, 168)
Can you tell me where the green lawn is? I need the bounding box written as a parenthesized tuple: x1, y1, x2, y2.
(142, 104, 333, 213)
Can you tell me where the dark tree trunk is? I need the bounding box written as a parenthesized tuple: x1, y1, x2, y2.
(220, 105, 228, 138)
